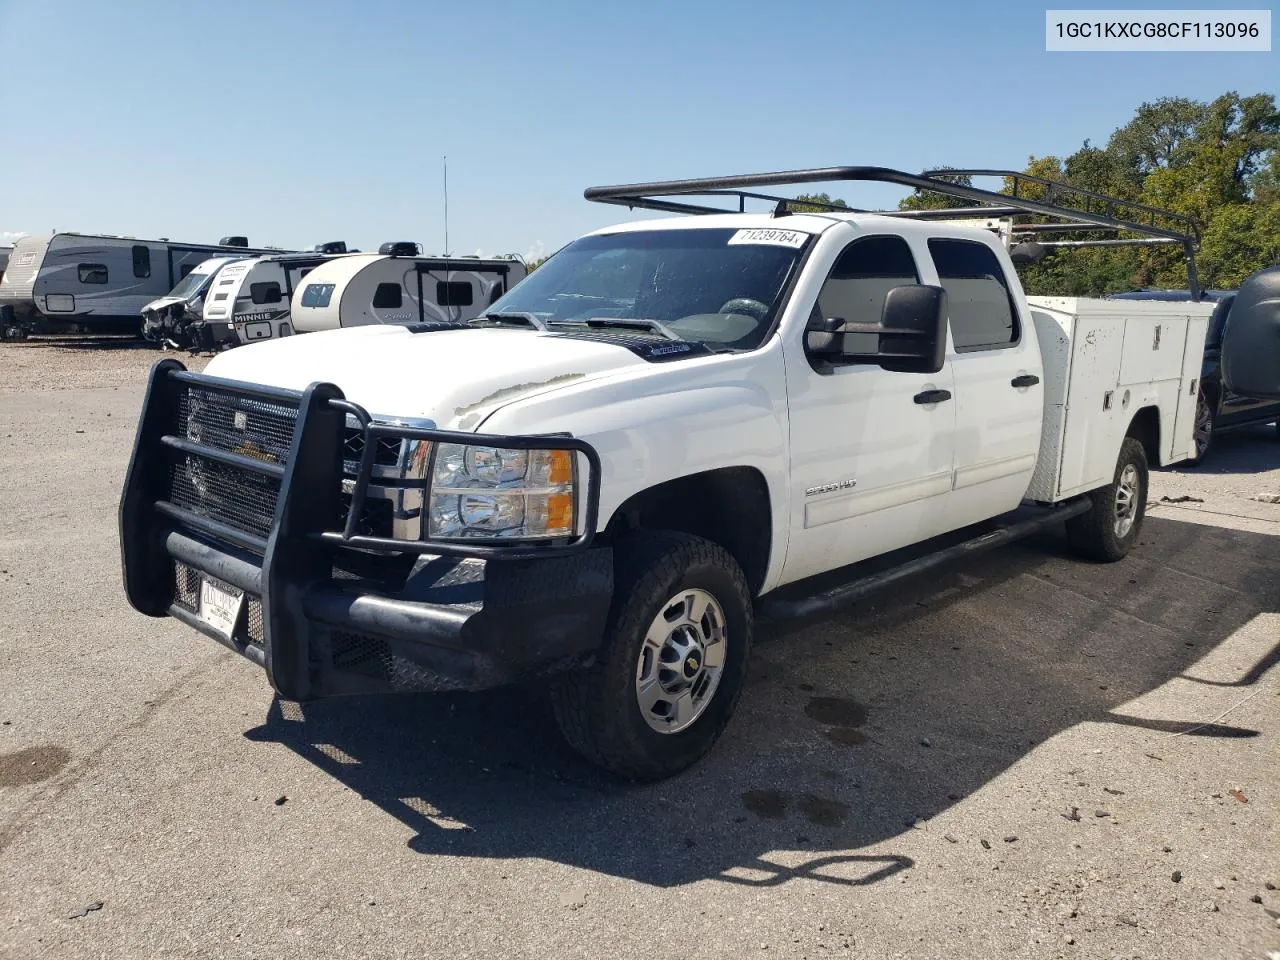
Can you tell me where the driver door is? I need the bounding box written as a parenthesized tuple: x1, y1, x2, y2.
(780, 234, 957, 586)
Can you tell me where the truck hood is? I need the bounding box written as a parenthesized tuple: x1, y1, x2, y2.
(203, 324, 649, 430)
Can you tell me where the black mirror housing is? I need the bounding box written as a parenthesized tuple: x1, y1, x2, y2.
(1221, 265, 1280, 399)
(806, 284, 948, 374)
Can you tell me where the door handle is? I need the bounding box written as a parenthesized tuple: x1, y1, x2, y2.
(1011, 374, 1040, 388)
(913, 389, 952, 405)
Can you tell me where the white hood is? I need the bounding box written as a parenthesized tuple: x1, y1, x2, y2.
(204, 324, 648, 430)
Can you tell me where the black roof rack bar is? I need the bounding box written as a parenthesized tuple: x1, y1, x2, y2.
(585, 165, 1202, 299)
(926, 169, 1199, 240)
(586, 166, 1197, 243)
(693, 190, 871, 214)
(880, 205, 1026, 221)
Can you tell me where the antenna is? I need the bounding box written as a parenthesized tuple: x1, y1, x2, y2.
(443, 155, 455, 319)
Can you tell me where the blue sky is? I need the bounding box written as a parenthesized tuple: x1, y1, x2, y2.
(0, 0, 1275, 262)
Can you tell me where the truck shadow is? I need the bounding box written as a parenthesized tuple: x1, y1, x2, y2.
(244, 514, 1278, 889)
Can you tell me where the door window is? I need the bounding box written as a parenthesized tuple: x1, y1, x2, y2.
(927, 239, 1019, 351)
(809, 235, 919, 361)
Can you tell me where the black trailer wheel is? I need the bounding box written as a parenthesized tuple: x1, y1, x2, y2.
(1066, 437, 1149, 562)
(550, 530, 752, 781)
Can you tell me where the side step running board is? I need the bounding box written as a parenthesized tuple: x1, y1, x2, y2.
(759, 496, 1091, 621)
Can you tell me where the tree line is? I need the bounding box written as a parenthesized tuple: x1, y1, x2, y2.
(897, 91, 1279, 295)
(528, 93, 1277, 295)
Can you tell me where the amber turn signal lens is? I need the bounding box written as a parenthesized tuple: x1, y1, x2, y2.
(546, 492, 575, 533)
(546, 449, 574, 486)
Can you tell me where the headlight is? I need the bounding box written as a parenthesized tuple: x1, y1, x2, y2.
(427, 443, 576, 540)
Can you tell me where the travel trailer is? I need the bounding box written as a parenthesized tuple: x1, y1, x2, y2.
(142, 243, 354, 349)
(223, 246, 357, 345)
(289, 244, 526, 336)
(0, 232, 284, 339)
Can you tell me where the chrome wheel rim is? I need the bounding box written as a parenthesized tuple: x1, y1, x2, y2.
(635, 588, 727, 734)
(1193, 392, 1212, 458)
(1114, 463, 1140, 539)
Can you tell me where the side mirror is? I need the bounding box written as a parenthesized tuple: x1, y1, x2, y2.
(1221, 265, 1280, 399)
(805, 284, 948, 374)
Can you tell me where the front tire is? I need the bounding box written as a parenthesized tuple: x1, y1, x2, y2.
(550, 530, 752, 781)
(1066, 436, 1149, 562)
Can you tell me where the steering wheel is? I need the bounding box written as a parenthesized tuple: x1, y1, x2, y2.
(719, 298, 769, 320)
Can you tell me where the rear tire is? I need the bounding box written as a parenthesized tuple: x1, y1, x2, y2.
(549, 530, 752, 781)
(1066, 436, 1148, 562)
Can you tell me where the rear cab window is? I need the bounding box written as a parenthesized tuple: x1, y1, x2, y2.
(927, 238, 1019, 351)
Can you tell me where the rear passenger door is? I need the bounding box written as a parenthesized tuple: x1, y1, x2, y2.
(927, 238, 1043, 527)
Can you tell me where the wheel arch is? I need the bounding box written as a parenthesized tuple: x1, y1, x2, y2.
(605, 466, 773, 596)
(1126, 404, 1161, 467)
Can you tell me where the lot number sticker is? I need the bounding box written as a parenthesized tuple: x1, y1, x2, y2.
(727, 228, 809, 249)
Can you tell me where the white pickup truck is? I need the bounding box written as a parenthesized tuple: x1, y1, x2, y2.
(120, 166, 1280, 780)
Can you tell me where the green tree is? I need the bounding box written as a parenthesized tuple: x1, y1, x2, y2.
(971, 93, 1280, 294)
(789, 192, 849, 213)
(898, 168, 976, 211)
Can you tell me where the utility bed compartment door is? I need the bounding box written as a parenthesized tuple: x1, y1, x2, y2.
(1119, 316, 1185, 383)
(1168, 314, 1209, 462)
(1057, 316, 1126, 496)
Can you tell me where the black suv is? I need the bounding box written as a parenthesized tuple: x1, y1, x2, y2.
(1108, 290, 1280, 464)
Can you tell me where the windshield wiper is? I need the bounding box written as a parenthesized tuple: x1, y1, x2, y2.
(471, 312, 548, 330)
(556, 317, 684, 341)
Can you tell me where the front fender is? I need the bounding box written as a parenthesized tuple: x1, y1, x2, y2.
(478, 344, 792, 593)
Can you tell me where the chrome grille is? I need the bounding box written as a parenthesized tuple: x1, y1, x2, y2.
(342, 428, 403, 472)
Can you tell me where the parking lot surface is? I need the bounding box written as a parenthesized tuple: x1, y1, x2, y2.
(1, 340, 1277, 960)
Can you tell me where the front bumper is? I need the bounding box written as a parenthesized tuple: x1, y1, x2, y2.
(120, 360, 611, 699)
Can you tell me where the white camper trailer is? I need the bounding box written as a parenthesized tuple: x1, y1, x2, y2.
(219, 245, 357, 345)
(0, 232, 284, 339)
(289, 243, 527, 336)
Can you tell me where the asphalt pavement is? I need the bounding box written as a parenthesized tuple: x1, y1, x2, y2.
(1, 340, 1277, 960)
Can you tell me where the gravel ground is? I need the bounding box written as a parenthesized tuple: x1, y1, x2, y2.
(1, 340, 1277, 960)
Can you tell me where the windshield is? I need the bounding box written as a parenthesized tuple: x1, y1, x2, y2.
(166, 271, 215, 301)
(484, 228, 809, 350)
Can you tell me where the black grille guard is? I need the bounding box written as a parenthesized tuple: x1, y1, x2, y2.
(120, 359, 607, 702)
(122, 359, 603, 589)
